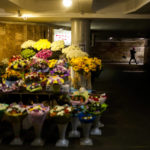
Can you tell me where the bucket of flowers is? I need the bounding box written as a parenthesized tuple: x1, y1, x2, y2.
(5, 103, 27, 145)
(50, 104, 72, 147)
(27, 104, 49, 146)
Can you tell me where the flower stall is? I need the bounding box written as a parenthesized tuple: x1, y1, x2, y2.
(0, 39, 107, 147)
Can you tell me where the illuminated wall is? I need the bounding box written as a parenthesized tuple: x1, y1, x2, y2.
(0, 22, 51, 61)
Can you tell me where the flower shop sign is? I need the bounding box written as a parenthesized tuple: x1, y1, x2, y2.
(53, 29, 71, 46)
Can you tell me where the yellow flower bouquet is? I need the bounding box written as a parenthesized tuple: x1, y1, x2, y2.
(70, 57, 102, 73)
(2, 69, 22, 82)
(34, 39, 51, 51)
(70, 57, 102, 90)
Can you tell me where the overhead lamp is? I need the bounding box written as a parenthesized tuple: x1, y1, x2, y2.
(63, 0, 72, 7)
(139, 38, 144, 40)
(109, 37, 113, 40)
(21, 14, 32, 20)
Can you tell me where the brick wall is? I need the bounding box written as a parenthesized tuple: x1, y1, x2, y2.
(90, 39, 146, 63)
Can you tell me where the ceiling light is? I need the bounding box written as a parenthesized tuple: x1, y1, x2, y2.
(109, 37, 113, 40)
(63, 0, 72, 7)
(21, 14, 32, 20)
(139, 38, 144, 40)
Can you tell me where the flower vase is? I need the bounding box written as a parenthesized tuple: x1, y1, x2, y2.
(80, 122, 93, 146)
(29, 114, 46, 146)
(56, 123, 69, 147)
(31, 122, 44, 146)
(69, 117, 80, 138)
(10, 120, 23, 145)
(90, 115, 102, 135)
(98, 116, 104, 128)
(71, 70, 92, 90)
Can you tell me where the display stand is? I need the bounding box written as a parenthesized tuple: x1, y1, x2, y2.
(28, 112, 47, 146)
(69, 117, 80, 138)
(10, 120, 23, 145)
(56, 123, 69, 147)
(98, 116, 104, 127)
(91, 115, 102, 135)
(31, 122, 44, 146)
(80, 123, 93, 146)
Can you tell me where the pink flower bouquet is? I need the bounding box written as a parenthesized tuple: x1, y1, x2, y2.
(36, 49, 52, 60)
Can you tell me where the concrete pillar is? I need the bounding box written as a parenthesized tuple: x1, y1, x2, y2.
(144, 39, 150, 65)
(71, 19, 91, 53)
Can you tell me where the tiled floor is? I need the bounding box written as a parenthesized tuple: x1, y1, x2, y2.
(0, 64, 150, 150)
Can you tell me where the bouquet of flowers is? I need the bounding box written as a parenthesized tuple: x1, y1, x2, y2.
(2, 69, 22, 81)
(0, 59, 8, 82)
(21, 49, 36, 59)
(36, 49, 52, 60)
(70, 57, 102, 73)
(0, 103, 8, 111)
(78, 105, 96, 123)
(9, 55, 22, 63)
(26, 83, 42, 92)
(88, 102, 104, 116)
(0, 79, 25, 92)
(5, 103, 28, 145)
(48, 59, 58, 68)
(0, 83, 17, 92)
(9, 59, 29, 71)
(5, 103, 27, 118)
(21, 40, 36, 49)
(25, 72, 40, 83)
(34, 39, 51, 51)
(89, 93, 107, 104)
(62, 45, 88, 59)
(0, 103, 8, 118)
(46, 75, 64, 85)
(50, 104, 72, 124)
(27, 104, 50, 145)
(50, 65, 70, 79)
(51, 40, 65, 51)
(30, 58, 49, 73)
(27, 104, 49, 122)
(70, 88, 89, 105)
